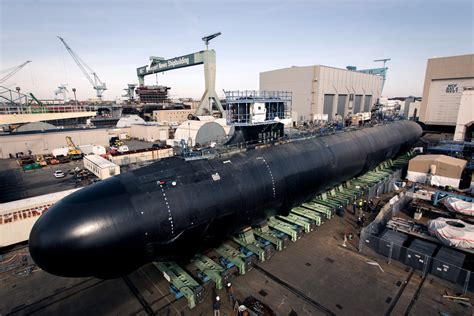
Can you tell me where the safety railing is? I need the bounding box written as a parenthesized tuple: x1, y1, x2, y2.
(0, 104, 93, 115)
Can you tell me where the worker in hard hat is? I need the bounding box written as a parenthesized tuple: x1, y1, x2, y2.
(213, 295, 221, 316)
(226, 282, 235, 304)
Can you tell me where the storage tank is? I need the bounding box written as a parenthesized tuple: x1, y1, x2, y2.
(174, 120, 226, 146)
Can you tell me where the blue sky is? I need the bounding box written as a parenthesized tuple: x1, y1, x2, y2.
(1, 0, 472, 100)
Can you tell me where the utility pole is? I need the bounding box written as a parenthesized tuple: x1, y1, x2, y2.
(72, 88, 77, 105)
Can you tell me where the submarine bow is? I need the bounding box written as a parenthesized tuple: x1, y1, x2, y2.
(29, 121, 422, 278)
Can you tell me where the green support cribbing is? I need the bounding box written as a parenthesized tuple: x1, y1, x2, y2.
(357, 176, 384, 185)
(301, 202, 333, 219)
(191, 254, 228, 290)
(277, 213, 314, 233)
(337, 184, 360, 199)
(215, 243, 248, 275)
(345, 179, 367, 189)
(232, 235, 267, 262)
(371, 169, 392, 177)
(267, 217, 301, 242)
(358, 173, 384, 182)
(334, 185, 356, 200)
(314, 195, 341, 208)
(353, 176, 378, 183)
(154, 262, 202, 309)
(342, 183, 362, 197)
(328, 189, 350, 205)
(326, 194, 349, 206)
(373, 168, 391, 176)
(253, 228, 284, 251)
(366, 170, 390, 178)
(290, 207, 322, 225)
(352, 178, 379, 186)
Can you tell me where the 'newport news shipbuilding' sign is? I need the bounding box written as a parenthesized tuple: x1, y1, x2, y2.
(137, 53, 200, 76)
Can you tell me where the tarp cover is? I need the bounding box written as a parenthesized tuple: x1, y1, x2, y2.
(428, 218, 474, 248)
(443, 197, 474, 217)
(407, 154, 467, 179)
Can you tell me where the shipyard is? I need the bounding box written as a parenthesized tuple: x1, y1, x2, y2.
(1, 1, 473, 315)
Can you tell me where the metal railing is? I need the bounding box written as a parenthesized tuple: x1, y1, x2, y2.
(0, 85, 94, 115)
(178, 120, 411, 160)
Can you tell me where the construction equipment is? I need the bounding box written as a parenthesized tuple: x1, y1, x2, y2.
(0, 60, 31, 84)
(358, 58, 391, 92)
(109, 136, 123, 147)
(57, 36, 107, 100)
(65, 136, 83, 160)
(26, 93, 47, 113)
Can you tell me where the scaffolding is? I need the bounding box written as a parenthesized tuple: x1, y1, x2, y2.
(225, 90, 292, 126)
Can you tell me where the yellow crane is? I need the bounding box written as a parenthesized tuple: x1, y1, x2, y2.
(66, 136, 83, 160)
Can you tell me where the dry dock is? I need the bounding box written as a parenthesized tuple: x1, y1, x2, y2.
(1, 205, 471, 315)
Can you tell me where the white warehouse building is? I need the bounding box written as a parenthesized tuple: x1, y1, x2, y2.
(260, 65, 383, 123)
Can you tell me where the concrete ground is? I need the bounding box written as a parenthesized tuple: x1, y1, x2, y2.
(0, 138, 153, 203)
(1, 205, 472, 316)
(0, 159, 85, 203)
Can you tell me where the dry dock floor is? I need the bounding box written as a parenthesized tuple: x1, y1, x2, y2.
(1, 209, 472, 315)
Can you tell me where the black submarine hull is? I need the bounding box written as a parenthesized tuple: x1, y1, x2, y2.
(29, 121, 422, 278)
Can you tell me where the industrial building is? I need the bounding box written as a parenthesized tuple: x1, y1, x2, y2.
(153, 109, 194, 125)
(0, 128, 110, 158)
(454, 88, 473, 141)
(130, 124, 169, 142)
(419, 54, 474, 127)
(83, 155, 120, 180)
(260, 65, 383, 122)
(0, 124, 172, 158)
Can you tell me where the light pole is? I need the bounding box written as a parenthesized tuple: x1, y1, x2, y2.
(72, 88, 77, 105)
(15, 87, 22, 108)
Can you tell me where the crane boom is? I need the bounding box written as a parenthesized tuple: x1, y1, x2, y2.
(0, 60, 32, 83)
(57, 36, 106, 99)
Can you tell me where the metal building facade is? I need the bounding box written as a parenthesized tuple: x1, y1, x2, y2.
(260, 65, 383, 122)
(419, 54, 474, 126)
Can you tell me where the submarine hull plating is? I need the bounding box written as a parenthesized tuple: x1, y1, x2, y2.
(29, 121, 422, 278)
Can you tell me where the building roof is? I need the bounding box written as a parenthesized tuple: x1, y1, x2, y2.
(84, 154, 118, 168)
(16, 121, 58, 132)
(116, 115, 146, 128)
(410, 154, 467, 167)
(408, 154, 467, 179)
(260, 64, 385, 79)
(0, 188, 79, 214)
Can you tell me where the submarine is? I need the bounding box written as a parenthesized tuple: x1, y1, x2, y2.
(29, 121, 422, 278)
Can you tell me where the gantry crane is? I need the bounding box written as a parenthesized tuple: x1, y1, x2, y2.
(0, 60, 32, 84)
(57, 36, 107, 100)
